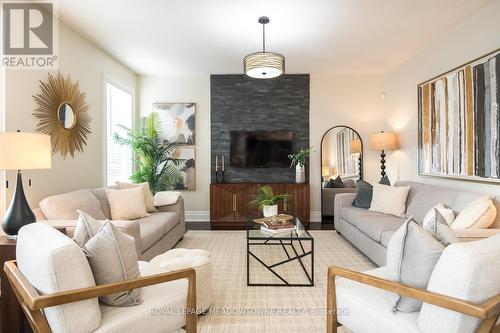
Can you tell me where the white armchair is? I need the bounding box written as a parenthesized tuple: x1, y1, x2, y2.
(327, 235, 500, 333)
(4, 223, 196, 333)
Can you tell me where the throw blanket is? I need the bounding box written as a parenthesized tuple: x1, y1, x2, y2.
(154, 191, 181, 206)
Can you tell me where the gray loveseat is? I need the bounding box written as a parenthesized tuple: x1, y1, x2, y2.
(334, 181, 500, 266)
(34, 188, 185, 261)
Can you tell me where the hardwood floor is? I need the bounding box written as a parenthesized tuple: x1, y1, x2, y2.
(185, 221, 336, 230)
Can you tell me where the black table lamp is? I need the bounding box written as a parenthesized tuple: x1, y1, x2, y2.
(370, 131, 398, 179)
(0, 132, 51, 238)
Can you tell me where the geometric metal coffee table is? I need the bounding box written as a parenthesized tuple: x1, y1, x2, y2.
(246, 216, 314, 287)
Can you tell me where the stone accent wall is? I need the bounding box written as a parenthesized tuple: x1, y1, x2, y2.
(210, 74, 310, 183)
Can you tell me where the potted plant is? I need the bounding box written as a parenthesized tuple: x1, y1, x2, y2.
(249, 186, 290, 217)
(288, 147, 313, 183)
(113, 112, 184, 194)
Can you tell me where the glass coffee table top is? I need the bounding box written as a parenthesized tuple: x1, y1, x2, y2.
(246, 215, 313, 240)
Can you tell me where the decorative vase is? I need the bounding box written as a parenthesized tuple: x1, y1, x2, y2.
(263, 205, 278, 217)
(295, 164, 305, 183)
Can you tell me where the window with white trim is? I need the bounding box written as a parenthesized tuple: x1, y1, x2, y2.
(106, 81, 133, 186)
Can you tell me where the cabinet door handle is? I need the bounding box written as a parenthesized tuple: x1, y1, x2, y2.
(232, 193, 237, 212)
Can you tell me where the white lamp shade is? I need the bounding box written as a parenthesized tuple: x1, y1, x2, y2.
(370, 132, 398, 151)
(350, 139, 362, 154)
(0, 132, 52, 170)
(244, 52, 285, 79)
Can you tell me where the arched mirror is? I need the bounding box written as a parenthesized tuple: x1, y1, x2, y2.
(57, 103, 76, 129)
(320, 126, 363, 223)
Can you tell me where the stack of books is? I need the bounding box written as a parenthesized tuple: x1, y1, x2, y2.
(259, 216, 295, 234)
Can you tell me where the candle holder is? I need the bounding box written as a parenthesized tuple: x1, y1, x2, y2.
(214, 155, 226, 183)
(216, 170, 225, 183)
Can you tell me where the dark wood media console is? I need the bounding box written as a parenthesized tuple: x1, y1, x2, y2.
(210, 183, 310, 228)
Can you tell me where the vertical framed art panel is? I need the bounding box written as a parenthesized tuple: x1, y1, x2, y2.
(418, 48, 500, 183)
(173, 147, 196, 191)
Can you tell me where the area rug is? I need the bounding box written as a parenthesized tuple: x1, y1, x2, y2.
(175, 230, 375, 333)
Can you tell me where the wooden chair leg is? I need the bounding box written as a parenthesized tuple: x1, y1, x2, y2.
(476, 313, 500, 333)
(185, 270, 197, 333)
(327, 268, 338, 333)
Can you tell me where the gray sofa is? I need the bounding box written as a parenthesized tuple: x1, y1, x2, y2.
(34, 188, 185, 261)
(322, 178, 357, 216)
(334, 181, 500, 266)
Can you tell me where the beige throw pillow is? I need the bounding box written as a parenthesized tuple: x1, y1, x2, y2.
(83, 221, 142, 306)
(39, 189, 107, 220)
(106, 187, 150, 220)
(451, 197, 497, 229)
(115, 181, 156, 213)
(73, 210, 104, 247)
(369, 184, 411, 217)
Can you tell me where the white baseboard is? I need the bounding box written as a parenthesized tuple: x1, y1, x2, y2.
(310, 210, 322, 222)
(187, 211, 322, 223)
(186, 211, 210, 222)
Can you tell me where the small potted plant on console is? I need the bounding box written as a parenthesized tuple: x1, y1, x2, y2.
(250, 186, 290, 217)
(288, 147, 313, 183)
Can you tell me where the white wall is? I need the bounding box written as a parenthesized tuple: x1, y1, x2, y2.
(138, 75, 210, 220)
(310, 73, 386, 217)
(3, 22, 137, 208)
(383, 0, 500, 196)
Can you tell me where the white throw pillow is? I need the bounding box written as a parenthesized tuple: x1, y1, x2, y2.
(369, 184, 411, 217)
(385, 216, 445, 312)
(115, 181, 156, 213)
(451, 197, 497, 229)
(423, 209, 459, 247)
(422, 203, 455, 226)
(153, 191, 181, 206)
(106, 187, 150, 220)
(84, 221, 142, 306)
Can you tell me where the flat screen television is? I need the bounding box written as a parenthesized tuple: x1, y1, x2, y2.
(230, 131, 294, 168)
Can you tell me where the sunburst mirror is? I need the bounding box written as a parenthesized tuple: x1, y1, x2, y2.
(33, 72, 91, 158)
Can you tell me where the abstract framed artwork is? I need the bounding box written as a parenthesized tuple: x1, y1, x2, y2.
(418, 48, 500, 183)
(153, 103, 196, 145)
(172, 147, 196, 191)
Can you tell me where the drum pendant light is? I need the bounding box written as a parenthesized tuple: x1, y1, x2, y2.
(244, 16, 285, 79)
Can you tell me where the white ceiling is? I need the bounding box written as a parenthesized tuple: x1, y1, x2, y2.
(58, 0, 491, 76)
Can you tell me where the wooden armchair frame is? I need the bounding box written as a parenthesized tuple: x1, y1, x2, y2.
(327, 266, 500, 333)
(4, 260, 197, 333)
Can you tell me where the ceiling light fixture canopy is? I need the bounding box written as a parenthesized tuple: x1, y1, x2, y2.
(244, 16, 285, 79)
